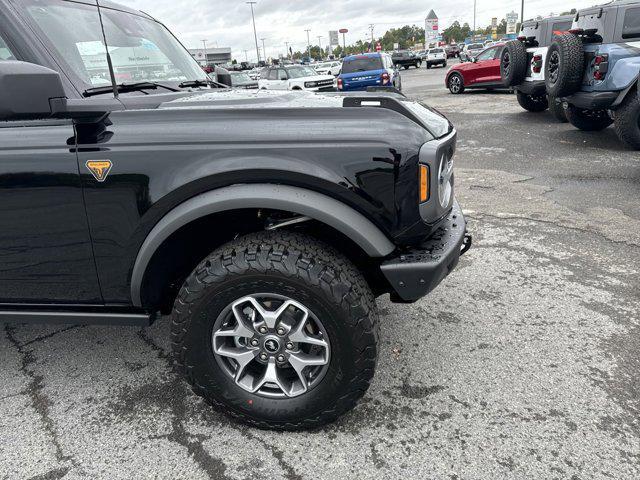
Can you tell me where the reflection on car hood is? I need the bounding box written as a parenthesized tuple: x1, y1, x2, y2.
(159, 89, 344, 110)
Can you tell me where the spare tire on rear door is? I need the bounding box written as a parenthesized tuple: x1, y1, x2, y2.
(500, 40, 528, 87)
(545, 33, 584, 97)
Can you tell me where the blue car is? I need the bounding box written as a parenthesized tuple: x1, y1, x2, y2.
(337, 53, 401, 92)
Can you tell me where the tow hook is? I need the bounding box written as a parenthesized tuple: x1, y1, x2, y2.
(461, 233, 472, 256)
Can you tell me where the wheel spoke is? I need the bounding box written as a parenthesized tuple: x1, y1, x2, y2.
(214, 345, 257, 380)
(251, 357, 290, 396)
(289, 316, 328, 348)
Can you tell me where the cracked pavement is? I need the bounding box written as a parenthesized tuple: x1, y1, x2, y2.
(1, 63, 639, 479)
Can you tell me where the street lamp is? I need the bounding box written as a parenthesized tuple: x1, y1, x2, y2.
(521, 0, 525, 25)
(285, 41, 290, 59)
(317, 36, 323, 59)
(260, 38, 267, 62)
(201, 39, 208, 66)
(472, 0, 477, 38)
(246, 2, 260, 63)
(305, 29, 311, 61)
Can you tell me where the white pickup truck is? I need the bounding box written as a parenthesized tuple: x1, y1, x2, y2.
(258, 65, 335, 92)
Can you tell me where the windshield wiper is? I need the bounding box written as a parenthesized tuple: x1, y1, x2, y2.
(83, 81, 180, 98)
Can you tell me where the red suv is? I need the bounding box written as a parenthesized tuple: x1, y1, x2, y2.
(445, 44, 505, 94)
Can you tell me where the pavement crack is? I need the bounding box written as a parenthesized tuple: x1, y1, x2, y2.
(3, 325, 76, 467)
(241, 429, 304, 480)
(21, 325, 83, 347)
(137, 328, 233, 480)
(26, 466, 71, 480)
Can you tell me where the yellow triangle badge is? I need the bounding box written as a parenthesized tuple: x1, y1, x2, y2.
(86, 160, 113, 182)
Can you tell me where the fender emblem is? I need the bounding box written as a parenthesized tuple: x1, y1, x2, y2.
(86, 160, 113, 182)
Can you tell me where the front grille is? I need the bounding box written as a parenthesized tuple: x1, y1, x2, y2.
(316, 79, 334, 87)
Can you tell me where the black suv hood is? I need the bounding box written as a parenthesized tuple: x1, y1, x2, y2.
(154, 89, 452, 139)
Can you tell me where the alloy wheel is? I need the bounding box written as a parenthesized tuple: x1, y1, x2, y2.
(212, 294, 331, 398)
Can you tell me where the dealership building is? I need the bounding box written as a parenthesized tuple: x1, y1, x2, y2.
(188, 47, 232, 66)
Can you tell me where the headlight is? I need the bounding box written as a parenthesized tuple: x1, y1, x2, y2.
(437, 152, 454, 208)
(304, 81, 317, 88)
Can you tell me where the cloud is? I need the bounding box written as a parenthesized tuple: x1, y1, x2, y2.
(118, 0, 590, 61)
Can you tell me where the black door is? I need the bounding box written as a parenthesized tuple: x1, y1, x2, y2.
(0, 119, 102, 304)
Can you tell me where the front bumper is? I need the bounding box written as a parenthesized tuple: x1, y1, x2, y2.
(563, 91, 619, 109)
(517, 80, 546, 96)
(381, 199, 471, 303)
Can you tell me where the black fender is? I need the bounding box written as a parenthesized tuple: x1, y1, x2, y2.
(130, 184, 397, 307)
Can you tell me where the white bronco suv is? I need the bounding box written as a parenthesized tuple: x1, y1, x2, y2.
(258, 65, 335, 92)
(499, 15, 573, 121)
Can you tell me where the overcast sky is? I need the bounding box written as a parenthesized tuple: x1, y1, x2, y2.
(120, 0, 592, 61)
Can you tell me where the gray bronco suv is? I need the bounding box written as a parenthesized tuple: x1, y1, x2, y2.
(544, 0, 640, 148)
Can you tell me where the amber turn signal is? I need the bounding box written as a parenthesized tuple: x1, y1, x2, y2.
(419, 164, 429, 203)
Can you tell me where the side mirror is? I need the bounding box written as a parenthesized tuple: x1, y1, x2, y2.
(0, 61, 66, 121)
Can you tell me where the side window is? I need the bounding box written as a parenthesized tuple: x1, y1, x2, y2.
(493, 47, 504, 60)
(277, 69, 287, 80)
(0, 33, 17, 61)
(476, 47, 496, 61)
(622, 7, 640, 39)
(551, 21, 572, 36)
(267, 69, 277, 80)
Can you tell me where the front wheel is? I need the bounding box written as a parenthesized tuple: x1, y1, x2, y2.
(613, 90, 640, 149)
(171, 231, 379, 431)
(516, 91, 548, 112)
(448, 73, 464, 94)
(565, 105, 613, 131)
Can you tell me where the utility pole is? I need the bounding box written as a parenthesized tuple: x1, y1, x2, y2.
(317, 36, 323, 59)
(246, 2, 260, 63)
(201, 39, 208, 66)
(369, 24, 375, 52)
(521, 0, 525, 25)
(473, 0, 477, 39)
(305, 29, 311, 61)
(243, 49, 249, 62)
(260, 37, 267, 62)
(285, 41, 289, 59)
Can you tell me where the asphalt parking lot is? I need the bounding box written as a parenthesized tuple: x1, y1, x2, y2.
(2, 63, 639, 480)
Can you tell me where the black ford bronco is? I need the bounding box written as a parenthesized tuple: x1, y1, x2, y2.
(0, 0, 470, 430)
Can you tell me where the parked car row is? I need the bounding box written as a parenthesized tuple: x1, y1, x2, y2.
(500, 0, 640, 149)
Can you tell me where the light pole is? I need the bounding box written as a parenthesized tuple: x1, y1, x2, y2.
(243, 49, 249, 62)
(317, 36, 323, 59)
(473, 0, 477, 39)
(246, 1, 260, 63)
(201, 39, 208, 66)
(305, 29, 311, 61)
(260, 37, 267, 62)
(285, 41, 289, 59)
(521, 0, 525, 25)
(369, 24, 374, 52)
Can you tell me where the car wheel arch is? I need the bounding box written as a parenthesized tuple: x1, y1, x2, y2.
(130, 184, 396, 308)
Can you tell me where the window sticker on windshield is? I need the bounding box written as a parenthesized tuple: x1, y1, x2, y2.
(140, 39, 160, 51)
(76, 40, 106, 57)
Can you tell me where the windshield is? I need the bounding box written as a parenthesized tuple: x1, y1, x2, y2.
(230, 72, 252, 84)
(429, 49, 444, 54)
(468, 43, 484, 50)
(342, 57, 383, 73)
(21, 0, 207, 91)
(286, 66, 317, 78)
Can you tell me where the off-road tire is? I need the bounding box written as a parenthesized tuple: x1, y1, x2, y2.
(548, 95, 568, 122)
(565, 105, 613, 131)
(448, 73, 465, 94)
(613, 90, 640, 150)
(516, 91, 548, 112)
(545, 33, 584, 97)
(500, 40, 528, 87)
(170, 230, 379, 431)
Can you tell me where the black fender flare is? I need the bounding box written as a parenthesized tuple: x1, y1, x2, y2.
(130, 184, 396, 307)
